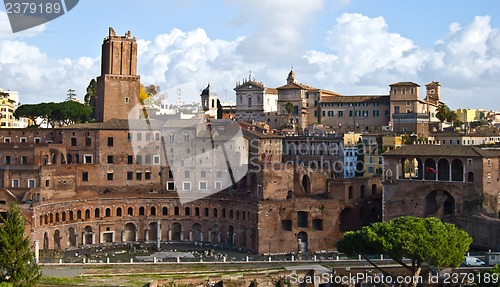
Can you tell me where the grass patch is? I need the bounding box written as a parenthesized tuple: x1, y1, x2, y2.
(39, 276, 86, 285)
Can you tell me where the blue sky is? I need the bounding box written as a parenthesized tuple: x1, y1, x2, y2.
(2, 0, 500, 110)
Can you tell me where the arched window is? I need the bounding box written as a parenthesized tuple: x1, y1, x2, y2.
(150, 206, 156, 216)
(105, 208, 111, 217)
(127, 207, 133, 216)
(139, 207, 145, 216)
(116, 207, 122, 216)
(162, 207, 168, 215)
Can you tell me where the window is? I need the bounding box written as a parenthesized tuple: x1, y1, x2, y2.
(153, 155, 160, 165)
(174, 207, 180, 216)
(128, 207, 133, 216)
(185, 207, 190, 216)
(199, 181, 207, 190)
(71, 138, 77, 146)
(136, 172, 142, 180)
(169, 133, 174, 141)
(162, 207, 168, 215)
(34, 137, 41, 144)
(373, 110, 379, 116)
(155, 132, 160, 141)
(184, 171, 190, 178)
(312, 219, 323, 231)
(136, 155, 142, 164)
(195, 207, 200, 216)
(85, 137, 92, 146)
(12, 179, 19, 188)
(125, 97, 129, 104)
(487, 172, 492, 183)
(20, 137, 27, 143)
(145, 155, 151, 164)
(28, 179, 36, 188)
(204, 208, 209, 216)
(184, 134, 190, 142)
(349, 110, 353, 117)
(107, 137, 113, 146)
(82, 172, 89, 182)
(136, 133, 142, 141)
(139, 207, 145, 216)
(467, 158, 473, 165)
(215, 181, 222, 190)
(217, 171, 223, 178)
(21, 156, 28, 165)
(145, 171, 151, 180)
(128, 155, 133, 164)
(488, 159, 492, 166)
(127, 171, 133, 180)
(328, 111, 334, 117)
(200, 171, 206, 178)
(183, 182, 191, 191)
(297, 211, 308, 228)
(107, 172, 114, 181)
(84, 154, 93, 164)
(127, 133, 132, 141)
(338, 111, 343, 117)
(107, 155, 114, 164)
(167, 181, 175, 190)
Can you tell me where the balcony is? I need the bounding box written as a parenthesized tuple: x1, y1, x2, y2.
(392, 113, 429, 123)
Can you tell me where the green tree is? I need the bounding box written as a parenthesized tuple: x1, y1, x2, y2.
(84, 79, 97, 121)
(436, 103, 451, 123)
(284, 102, 294, 115)
(336, 216, 473, 287)
(0, 204, 41, 287)
(14, 101, 92, 127)
(144, 84, 160, 97)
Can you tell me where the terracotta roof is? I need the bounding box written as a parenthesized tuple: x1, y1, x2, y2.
(276, 82, 317, 90)
(321, 95, 389, 103)
(389, 82, 420, 87)
(61, 118, 164, 130)
(383, 145, 500, 158)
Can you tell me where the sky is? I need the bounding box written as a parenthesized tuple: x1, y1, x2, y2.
(1, 0, 500, 110)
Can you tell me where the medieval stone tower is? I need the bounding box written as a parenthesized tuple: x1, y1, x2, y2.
(95, 27, 140, 122)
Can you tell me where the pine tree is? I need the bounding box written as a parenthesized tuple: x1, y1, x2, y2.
(0, 204, 41, 287)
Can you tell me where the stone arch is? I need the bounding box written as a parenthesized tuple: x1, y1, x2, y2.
(147, 222, 158, 242)
(297, 231, 308, 253)
(83, 226, 93, 245)
(43, 232, 49, 249)
(192, 223, 202, 242)
(339, 208, 357, 232)
(425, 190, 455, 217)
(227, 225, 234, 245)
(210, 224, 220, 243)
(124, 223, 136, 242)
(451, 159, 464, 181)
(301, 175, 310, 194)
(467, 172, 474, 182)
(287, 190, 293, 199)
(239, 226, 247, 248)
(438, 159, 450, 181)
(172, 222, 182, 241)
(54, 230, 61, 250)
(68, 227, 76, 247)
(424, 158, 437, 180)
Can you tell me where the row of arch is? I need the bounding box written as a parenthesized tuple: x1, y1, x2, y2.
(41, 222, 256, 251)
(37, 205, 256, 228)
(397, 158, 473, 182)
(347, 184, 379, 200)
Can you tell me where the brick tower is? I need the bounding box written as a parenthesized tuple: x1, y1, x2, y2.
(95, 27, 140, 122)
